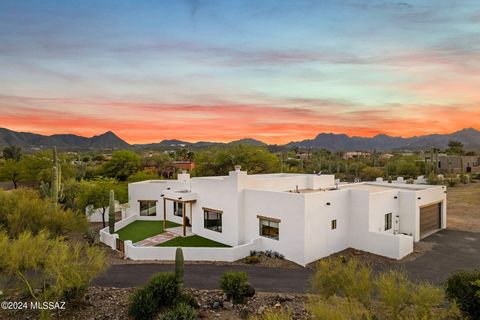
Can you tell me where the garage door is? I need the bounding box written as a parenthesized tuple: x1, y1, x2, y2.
(420, 203, 441, 238)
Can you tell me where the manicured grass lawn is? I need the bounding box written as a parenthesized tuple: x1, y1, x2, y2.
(156, 235, 230, 248)
(117, 220, 180, 242)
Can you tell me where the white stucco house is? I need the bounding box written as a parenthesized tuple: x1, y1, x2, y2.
(114, 166, 447, 266)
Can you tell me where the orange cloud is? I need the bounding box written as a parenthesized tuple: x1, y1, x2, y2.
(0, 95, 479, 144)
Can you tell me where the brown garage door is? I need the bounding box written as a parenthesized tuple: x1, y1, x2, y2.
(420, 203, 441, 238)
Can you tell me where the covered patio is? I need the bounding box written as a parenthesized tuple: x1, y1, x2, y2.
(162, 189, 197, 237)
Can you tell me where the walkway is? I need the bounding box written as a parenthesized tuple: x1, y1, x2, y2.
(135, 231, 178, 246)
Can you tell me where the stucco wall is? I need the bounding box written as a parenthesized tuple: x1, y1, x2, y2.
(243, 189, 306, 265)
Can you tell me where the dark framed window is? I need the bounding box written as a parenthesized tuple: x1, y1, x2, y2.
(139, 201, 157, 216)
(204, 209, 222, 232)
(385, 212, 392, 231)
(331, 219, 337, 230)
(173, 202, 184, 217)
(258, 217, 280, 240)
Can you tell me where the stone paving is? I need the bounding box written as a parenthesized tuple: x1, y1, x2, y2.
(135, 231, 178, 246)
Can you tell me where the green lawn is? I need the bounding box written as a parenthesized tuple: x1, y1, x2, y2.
(156, 235, 230, 248)
(117, 220, 180, 242)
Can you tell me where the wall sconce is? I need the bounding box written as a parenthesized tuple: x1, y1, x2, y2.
(167, 187, 171, 190)
(160, 194, 164, 197)
(178, 197, 183, 200)
(326, 202, 331, 206)
(444, 191, 447, 193)
(394, 196, 398, 199)
(417, 197, 421, 200)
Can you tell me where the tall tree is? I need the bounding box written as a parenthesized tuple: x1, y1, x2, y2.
(3, 145, 22, 161)
(0, 159, 25, 189)
(446, 140, 465, 155)
(101, 150, 141, 181)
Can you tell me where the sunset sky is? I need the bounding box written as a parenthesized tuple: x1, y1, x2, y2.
(1, 0, 479, 144)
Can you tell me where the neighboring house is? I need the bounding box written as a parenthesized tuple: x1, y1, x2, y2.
(125, 167, 447, 266)
(436, 154, 480, 174)
(343, 151, 371, 159)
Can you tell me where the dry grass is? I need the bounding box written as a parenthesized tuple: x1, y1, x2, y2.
(447, 182, 480, 232)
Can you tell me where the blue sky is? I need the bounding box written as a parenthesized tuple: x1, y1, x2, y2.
(0, 0, 479, 143)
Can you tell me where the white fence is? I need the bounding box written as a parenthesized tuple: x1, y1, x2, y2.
(356, 231, 413, 260)
(123, 238, 263, 262)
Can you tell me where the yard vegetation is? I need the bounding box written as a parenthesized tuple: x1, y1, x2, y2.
(117, 220, 180, 242)
(157, 234, 230, 247)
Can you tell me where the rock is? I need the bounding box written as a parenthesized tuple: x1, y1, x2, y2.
(275, 303, 281, 309)
(198, 311, 209, 318)
(212, 301, 221, 309)
(285, 295, 295, 301)
(257, 306, 265, 315)
(222, 293, 229, 301)
(223, 301, 233, 310)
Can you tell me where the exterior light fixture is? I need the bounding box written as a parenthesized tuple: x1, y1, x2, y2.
(326, 202, 331, 206)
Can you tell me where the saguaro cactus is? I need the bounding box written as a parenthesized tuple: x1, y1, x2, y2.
(108, 190, 115, 234)
(39, 146, 63, 206)
(175, 247, 184, 291)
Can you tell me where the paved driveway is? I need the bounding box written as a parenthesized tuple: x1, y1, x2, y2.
(402, 229, 480, 283)
(94, 229, 479, 292)
(94, 264, 313, 293)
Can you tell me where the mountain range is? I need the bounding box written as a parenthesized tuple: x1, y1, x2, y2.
(1, 127, 479, 151)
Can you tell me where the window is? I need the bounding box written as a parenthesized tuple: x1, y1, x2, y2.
(139, 201, 156, 216)
(204, 209, 222, 232)
(331, 219, 337, 230)
(258, 216, 280, 240)
(173, 202, 184, 217)
(385, 213, 392, 231)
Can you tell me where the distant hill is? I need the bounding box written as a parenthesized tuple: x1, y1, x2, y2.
(228, 138, 267, 146)
(1, 127, 479, 152)
(0, 128, 129, 150)
(286, 128, 480, 151)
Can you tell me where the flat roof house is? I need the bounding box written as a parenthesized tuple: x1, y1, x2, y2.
(124, 167, 447, 266)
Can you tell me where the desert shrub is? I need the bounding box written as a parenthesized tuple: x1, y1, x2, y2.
(311, 257, 373, 306)
(128, 272, 179, 320)
(128, 288, 158, 320)
(310, 258, 459, 319)
(249, 309, 293, 320)
(447, 177, 459, 187)
(220, 271, 250, 303)
(147, 272, 179, 307)
(245, 256, 260, 264)
(245, 282, 256, 297)
(175, 292, 199, 309)
(309, 295, 372, 320)
(445, 270, 480, 319)
(158, 303, 197, 320)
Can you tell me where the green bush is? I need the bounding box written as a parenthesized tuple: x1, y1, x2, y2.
(128, 288, 158, 320)
(175, 292, 199, 309)
(220, 271, 250, 303)
(445, 270, 480, 319)
(158, 303, 197, 320)
(245, 256, 260, 264)
(128, 272, 179, 320)
(147, 272, 179, 307)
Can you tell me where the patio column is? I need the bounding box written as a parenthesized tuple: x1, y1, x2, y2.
(182, 201, 186, 236)
(190, 202, 192, 226)
(163, 197, 166, 230)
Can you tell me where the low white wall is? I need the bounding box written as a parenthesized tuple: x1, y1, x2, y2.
(99, 227, 118, 250)
(124, 238, 263, 262)
(353, 231, 413, 259)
